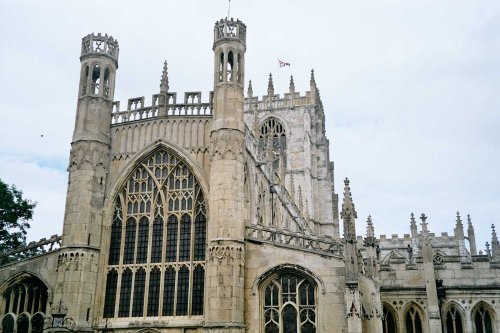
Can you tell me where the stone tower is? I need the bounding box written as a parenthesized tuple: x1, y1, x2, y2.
(205, 18, 246, 332)
(56, 33, 119, 326)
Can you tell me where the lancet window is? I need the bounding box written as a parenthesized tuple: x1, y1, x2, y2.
(91, 64, 100, 95)
(473, 303, 494, 333)
(262, 272, 317, 333)
(103, 149, 206, 318)
(259, 118, 287, 171)
(382, 304, 397, 333)
(404, 304, 423, 333)
(445, 306, 463, 333)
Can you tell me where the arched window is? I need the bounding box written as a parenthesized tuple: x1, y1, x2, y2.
(218, 52, 224, 82)
(227, 51, 234, 81)
(445, 305, 463, 333)
(259, 118, 287, 172)
(81, 65, 89, 96)
(405, 304, 423, 333)
(16, 313, 29, 333)
(103, 67, 111, 97)
(91, 64, 100, 95)
(473, 303, 495, 333)
(104, 149, 207, 318)
(382, 303, 397, 333)
(262, 272, 317, 333)
(2, 276, 48, 316)
(1, 314, 14, 333)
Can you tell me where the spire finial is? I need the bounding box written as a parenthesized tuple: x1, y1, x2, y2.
(160, 61, 169, 93)
(366, 215, 374, 238)
(268, 73, 274, 96)
(289, 75, 295, 94)
(247, 80, 253, 98)
(456, 211, 463, 229)
(492, 224, 499, 244)
(420, 213, 429, 234)
(341, 177, 357, 218)
(467, 214, 474, 230)
(410, 212, 418, 238)
(310, 69, 316, 86)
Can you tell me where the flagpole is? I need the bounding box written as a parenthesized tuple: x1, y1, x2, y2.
(228, 0, 231, 18)
(277, 59, 280, 96)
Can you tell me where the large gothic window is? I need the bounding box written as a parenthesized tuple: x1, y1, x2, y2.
(445, 306, 463, 333)
(103, 150, 207, 318)
(404, 304, 423, 333)
(262, 272, 317, 333)
(473, 303, 494, 333)
(259, 118, 287, 171)
(1, 276, 48, 333)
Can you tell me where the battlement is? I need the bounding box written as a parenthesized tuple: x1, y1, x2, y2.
(213, 18, 246, 48)
(81, 33, 119, 64)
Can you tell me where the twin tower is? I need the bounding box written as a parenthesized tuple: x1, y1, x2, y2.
(58, 19, 248, 331)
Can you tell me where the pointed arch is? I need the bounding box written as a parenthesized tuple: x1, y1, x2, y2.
(0, 273, 49, 319)
(103, 142, 208, 319)
(382, 302, 398, 333)
(402, 301, 425, 333)
(442, 301, 464, 333)
(472, 301, 495, 333)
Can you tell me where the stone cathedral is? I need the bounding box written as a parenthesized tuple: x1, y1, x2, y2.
(1, 17, 500, 333)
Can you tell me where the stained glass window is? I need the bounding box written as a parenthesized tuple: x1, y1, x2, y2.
(445, 306, 463, 333)
(405, 304, 423, 333)
(473, 303, 494, 333)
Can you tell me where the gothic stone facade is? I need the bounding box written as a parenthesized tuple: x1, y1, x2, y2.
(1, 18, 500, 333)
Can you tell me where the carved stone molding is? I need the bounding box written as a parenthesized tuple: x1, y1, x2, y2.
(56, 250, 95, 272)
(207, 244, 244, 264)
(209, 129, 244, 162)
(69, 142, 109, 171)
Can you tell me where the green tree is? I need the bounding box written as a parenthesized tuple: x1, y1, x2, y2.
(0, 179, 37, 253)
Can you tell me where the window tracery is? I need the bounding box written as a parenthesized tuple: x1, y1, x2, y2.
(404, 304, 423, 333)
(473, 303, 494, 333)
(259, 118, 287, 172)
(382, 304, 397, 333)
(262, 272, 316, 333)
(445, 306, 463, 333)
(1, 276, 48, 333)
(103, 150, 206, 318)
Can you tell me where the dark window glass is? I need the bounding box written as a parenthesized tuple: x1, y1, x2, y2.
(151, 217, 163, 263)
(382, 306, 397, 333)
(405, 307, 422, 333)
(123, 219, 136, 264)
(446, 307, 463, 333)
(283, 304, 297, 333)
(1, 314, 14, 333)
(192, 266, 204, 315)
(31, 313, 44, 333)
(103, 270, 118, 318)
(474, 305, 494, 333)
(16, 314, 29, 333)
(136, 217, 149, 263)
(194, 214, 206, 261)
(179, 215, 191, 261)
(108, 211, 122, 265)
(118, 268, 132, 317)
(132, 268, 146, 317)
(176, 266, 190, 316)
(147, 268, 161, 317)
(166, 216, 178, 262)
(162, 267, 176, 316)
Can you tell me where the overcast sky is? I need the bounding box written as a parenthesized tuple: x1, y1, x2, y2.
(1, 1, 499, 252)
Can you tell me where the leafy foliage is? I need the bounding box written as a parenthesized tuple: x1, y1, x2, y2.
(0, 179, 37, 253)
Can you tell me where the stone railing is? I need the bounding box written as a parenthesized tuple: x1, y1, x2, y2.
(111, 103, 213, 125)
(245, 224, 343, 258)
(0, 235, 62, 267)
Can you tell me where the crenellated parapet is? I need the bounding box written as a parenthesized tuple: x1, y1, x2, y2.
(81, 33, 119, 65)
